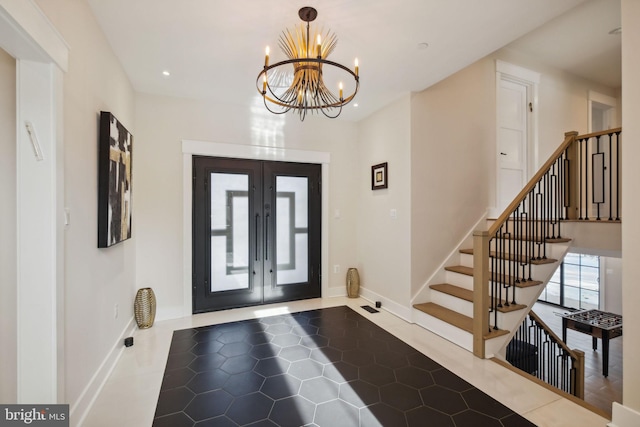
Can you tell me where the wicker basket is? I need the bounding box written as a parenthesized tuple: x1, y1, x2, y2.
(134, 287, 156, 329)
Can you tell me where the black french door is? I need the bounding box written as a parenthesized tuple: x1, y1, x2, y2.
(193, 157, 321, 313)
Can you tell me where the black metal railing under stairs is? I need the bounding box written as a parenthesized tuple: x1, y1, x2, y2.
(472, 128, 621, 358)
(507, 310, 585, 398)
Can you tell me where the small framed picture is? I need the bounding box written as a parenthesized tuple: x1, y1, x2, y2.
(371, 162, 388, 190)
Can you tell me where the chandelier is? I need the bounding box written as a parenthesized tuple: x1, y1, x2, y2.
(257, 7, 359, 121)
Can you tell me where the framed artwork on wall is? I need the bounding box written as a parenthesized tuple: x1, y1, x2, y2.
(98, 111, 133, 248)
(371, 162, 388, 190)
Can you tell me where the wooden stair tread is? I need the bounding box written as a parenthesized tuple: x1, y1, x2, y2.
(460, 248, 557, 265)
(430, 283, 527, 313)
(413, 302, 509, 340)
(444, 265, 542, 288)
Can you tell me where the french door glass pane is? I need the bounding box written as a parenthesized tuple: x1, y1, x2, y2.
(210, 173, 249, 292)
(276, 176, 308, 285)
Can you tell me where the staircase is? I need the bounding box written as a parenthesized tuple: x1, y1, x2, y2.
(411, 128, 622, 360)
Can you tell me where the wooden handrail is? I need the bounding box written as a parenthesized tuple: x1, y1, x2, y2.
(488, 131, 577, 236)
(575, 126, 622, 141)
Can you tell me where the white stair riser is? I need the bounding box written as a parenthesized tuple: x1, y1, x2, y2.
(445, 271, 473, 290)
(430, 292, 473, 317)
(413, 309, 473, 352)
(460, 253, 474, 268)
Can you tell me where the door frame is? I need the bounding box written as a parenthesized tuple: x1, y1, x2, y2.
(182, 140, 330, 317)
(494, 60, 540, 217)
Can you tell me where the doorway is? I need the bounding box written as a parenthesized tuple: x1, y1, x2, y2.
(192, 156, 321, 313)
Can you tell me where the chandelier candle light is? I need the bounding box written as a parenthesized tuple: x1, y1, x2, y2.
(257, 6, 360, 120)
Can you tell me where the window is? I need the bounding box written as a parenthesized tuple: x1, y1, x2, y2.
(539, 253, 600, 310)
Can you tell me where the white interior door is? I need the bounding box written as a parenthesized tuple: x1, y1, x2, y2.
(497, 78, 529, 213)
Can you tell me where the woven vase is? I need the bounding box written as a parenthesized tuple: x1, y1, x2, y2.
(134, 287, 156, 329)
(346, 268, 360, 298)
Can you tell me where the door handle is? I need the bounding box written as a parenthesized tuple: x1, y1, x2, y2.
(255, 213, 260, 261)
(265, 213, 270, 260)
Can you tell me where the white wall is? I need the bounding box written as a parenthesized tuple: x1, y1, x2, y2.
(0, 46, 16, 403)
(356, 95, 412, 310)
(34, 0, 136, 412)
(620, 0, 640, 421)
(602, 256, 622, 315)
(134, 94, 360, 319)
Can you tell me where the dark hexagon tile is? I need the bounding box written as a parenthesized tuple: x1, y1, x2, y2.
(189, 353, 226, 372)
(220, 354, 257, 374)
(260, 315, 287, 325)
(342, 349, 374, 367)
(269, 395, 315, 427)
(270, 333, 301, 347)
(192, 340, 224, 356)
(406, 406, 455, 427)
(154, 386, 195, 417)
(245, 331, 274, 345)
(187, 370, 229, 394)
(339, 380, 380, 408)
(310, 346, 342, 364)
(380, 382, 423, 411)
(359, 364, 395, 386)
(261, 373, 302, 399)
(328, 336, 358, 351)
(226, 392, 274, 425)
(194, 415, 237, 426)
(184, 389, 233, 421)
(291, 324, 319, 337)
(420, 385, 468, 415)
(501, 413, 537, 427)
(254, 357, 290, 377)
(223, 370, 264, 396)
(279, 345, 311, 362)
(250, 343, 281, 359)
(219, 342, 252, 358)
(153, 411, 194, 427)
(357, 337, 387, 354)
(166, 352, 197, 370)
(161, 367, 196, 390)
(265, 324, 293, 335)
(386, 337, 419, 356)
(316, 326, 345, 339)
(406, 352, 443, 372)
(395, 366, 434, 389)
(431, 368, 474, 392)
(453, 409, 504, 427)
(243, 419, 278, 426)
(173, 328, 198, 339)
(288, 359, 324, 380)
(314, 399, 359, 427)
(462, 388, 515, 419)
(359, 402, 407, 427)
(217, 329, 248, 344)
(299, 334, 329, 349)
(169, 336, 197, 354)
(299, 377, 339, 403)
(193, 328, 222, 343)
(375, 350, 409, 369)
(323, 361, 359, 383)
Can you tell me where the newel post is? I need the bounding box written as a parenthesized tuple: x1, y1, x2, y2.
(473, 230, 490, 358)
(564, 131, 579, 220)
(573, 349, 585, 399)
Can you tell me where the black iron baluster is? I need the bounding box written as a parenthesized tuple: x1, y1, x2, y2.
(616, 131, 621, 220)
(608, 132, 613, 220)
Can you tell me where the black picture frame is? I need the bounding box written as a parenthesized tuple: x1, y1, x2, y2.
(98, 111, 133, 248)
(371, 162, 388, 190)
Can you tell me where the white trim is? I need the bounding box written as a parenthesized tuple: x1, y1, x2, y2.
(0, 0, 69, 71)
(610, 402, 640, 427)
(359, 287, 412, 323)
(588, 90, 618, 132)
(589, 90, 617, 108)
(181, 140, 331, 317)
(496, 60, 540, 84)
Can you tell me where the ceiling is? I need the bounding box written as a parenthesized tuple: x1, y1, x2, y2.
(86, 0, 621, 122)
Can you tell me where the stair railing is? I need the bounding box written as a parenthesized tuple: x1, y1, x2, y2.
(507, 310, 585, 398)
(472, 128, 622, 358)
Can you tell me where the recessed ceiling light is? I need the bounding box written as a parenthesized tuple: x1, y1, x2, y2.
(353, 103, 359, 108)
(609, 27, 622, 35)
(162, 70, 171, 77)
(417, 42, 429, 50)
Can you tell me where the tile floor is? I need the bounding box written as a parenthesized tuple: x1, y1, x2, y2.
(82, 297, 611, 427)
(153, 305, 535, 426)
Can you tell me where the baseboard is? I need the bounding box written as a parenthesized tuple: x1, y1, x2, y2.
(358, 287, 412, 322)
(609, 403, 640, 427)
(71, 317, 136, 426)
(323, 285, 347, 298)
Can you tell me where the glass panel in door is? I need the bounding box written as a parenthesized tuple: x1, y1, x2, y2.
(275, 176, 309, 285)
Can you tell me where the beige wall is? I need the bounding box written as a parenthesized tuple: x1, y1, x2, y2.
(0, 47, 16, 403)
(621, 0, 640, 417)
(35, 0, 136, 409)
(134, 94, 360, 318)
(356, 95, 412, 308)
(410, 59, 495, 297)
